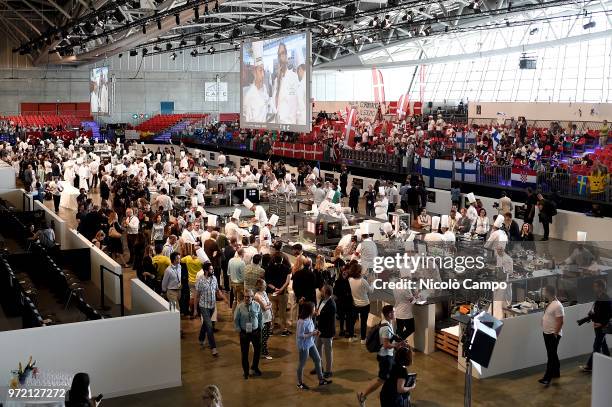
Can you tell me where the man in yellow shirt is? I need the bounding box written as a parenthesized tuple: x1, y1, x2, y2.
(152, 245, 171, 282)
(182, 252, 203, 317)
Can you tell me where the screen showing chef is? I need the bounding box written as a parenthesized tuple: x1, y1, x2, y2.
(241, 32, 311, 132)
(90, 66, 109, 115)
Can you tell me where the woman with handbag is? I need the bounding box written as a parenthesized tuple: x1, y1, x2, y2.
(107, 211, 127, 267)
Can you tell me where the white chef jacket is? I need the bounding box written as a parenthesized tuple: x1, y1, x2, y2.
(244, 84, 269, 123)
(272, 69, 300, 125)
(259, 226, 272, 254)
(254, 205, 268, 226)
(374, 198, 389, 220)
(484, 229, 508, 250)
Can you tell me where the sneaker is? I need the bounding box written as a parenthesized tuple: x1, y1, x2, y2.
(348, 337, 355, 343)
(211, 348, 218, 357)
(319, 379, 332, 386)
(263, 354, 273, 360)
(538, 378, 551, 386)
(360, 339, 366, 345)
(580, 365, 592, 372)
(357, 392, 367, 406)
(323, 372, 333, 378)
(297, 383, 310, 390)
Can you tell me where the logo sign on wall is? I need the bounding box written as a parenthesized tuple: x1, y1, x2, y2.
(205, 82, 228, 102)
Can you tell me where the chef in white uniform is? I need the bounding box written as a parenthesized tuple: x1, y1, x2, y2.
(484, 215, 508, 251)
(440, 215, 456, 242)
(466, 192, 478, 223)
(271, 42, 300, 125)
(259, 214, 278, 255)
(318, 190, 335, 214)
(243, 42, 270, 123)
(424, 216, 444, 242)
(374, 187, 389, 221)
(244, 198, 268, 227)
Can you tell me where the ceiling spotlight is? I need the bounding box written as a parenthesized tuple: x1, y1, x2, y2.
(190, 49, 198, 57)
(142, 48, 148, 56)
(280, 17, 290, 29)
(208, 46, 215, 54)
(507, 1, 512, 11)
(353, 37, 360, 45)
(232, 27, 242, 38)
(369, 16, 379, 28)
(196, 35, 203, 45)
(583, 20, 596, 29)
(424, 26, 432, 36)
(194, 6, 199, 21)
(153, 45, 162, 52)
(234, 43, 240, 50)
(179, 38, 187, 47)
(255, 22, 262, 31)
(170, 52, 177, 60)
(382, 15, 392, 29)
(114, 9, 125, 23)
(166, 42, 173, 50)
(322, 26, 329, 34)
(118, 53, 123, 58)
(157, 18, 162, 30)
(142, 25, 146, 34)
(175, 14, 180, 25)
(367, 36, 374, 43)
(529, 27, 538, 35)
(129, 49, 137, 56)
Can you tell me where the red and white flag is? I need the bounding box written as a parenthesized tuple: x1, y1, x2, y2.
(397, 93, 410, 120)
(371, 68, 386, 104)
(344, 107, 357, 145)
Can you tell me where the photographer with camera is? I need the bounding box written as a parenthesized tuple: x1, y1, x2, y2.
(579, 279, 612, 373)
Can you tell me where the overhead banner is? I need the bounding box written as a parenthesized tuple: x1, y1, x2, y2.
(205, 82, 228, 102)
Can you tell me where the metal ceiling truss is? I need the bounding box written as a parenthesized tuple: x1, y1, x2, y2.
(7, 0, 612, 67)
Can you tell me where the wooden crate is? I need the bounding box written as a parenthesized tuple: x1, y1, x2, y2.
(435, 330, 459, 358)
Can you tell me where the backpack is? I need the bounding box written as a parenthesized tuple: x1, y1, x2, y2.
(365, 322, 389, 353)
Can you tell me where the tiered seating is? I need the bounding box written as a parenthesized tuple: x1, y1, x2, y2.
(1, 114, 88, 128)
(0, 254, 45, 328)
(135, 113, 208, 133)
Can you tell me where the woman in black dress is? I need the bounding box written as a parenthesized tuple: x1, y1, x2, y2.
(100, 177, 110, 201)
(379, 347, 416, 407)
(333, 265, 352, 338)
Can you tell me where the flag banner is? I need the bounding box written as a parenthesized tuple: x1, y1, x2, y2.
(588, 174, 608, 194)
(421, 158, 453, 189)
(511, 166, 537, 188)
(455, 132, 476, 149)
(576, 175, 588, 196)
(397, 93, 410, 120)
(372, 68, 386, 104)
(412, 101, 423, 115)
(454, 162, 478, 183)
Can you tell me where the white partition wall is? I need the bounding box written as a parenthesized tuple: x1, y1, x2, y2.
(0, 310, 181, 398)
(592, 353, 612, 407)
(131, 279, 169, 314)
(64, 229, 123, 305)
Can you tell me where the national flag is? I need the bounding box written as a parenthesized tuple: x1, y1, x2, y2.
(397, 93, 410, 120)
(421, 158, 453, 189)
(412, 101, 423, 115)
(576, 175, 588, 196)
(454, 162, 478, 183)
(589, 174, 608, 194)
(387, 101, 398, 116)
(344, 107, 357, 145)
(372, 68, 386, 104)
(510, 166, 537, 187)
(491, 129, 501, 150)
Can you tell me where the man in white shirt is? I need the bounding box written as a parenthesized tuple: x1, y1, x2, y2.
(154, 189, 173, 213)
(124, 208, 140, 265)
(244, 198, 268, 227)
(393, 285, 415, 340)
(466, 193, 478, 222)
(271, 43, 300, 125)
(181, 222, 198, 245)
(355, 230, 378, 273)
(540, 285, 564, 385)
(484, 215, 508, 251)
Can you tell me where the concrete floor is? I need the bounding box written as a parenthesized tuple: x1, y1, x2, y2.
(45, 188, 594, 407)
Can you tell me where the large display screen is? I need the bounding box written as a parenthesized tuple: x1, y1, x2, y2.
(90, 66, 109, 115)
(240, 31, 311, 132)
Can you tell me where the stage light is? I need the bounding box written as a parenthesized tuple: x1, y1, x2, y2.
(129, 49, 137, 56)
(194, 6, 199, 21)
(118, 53, 123, 58)
(179, 38, 187, 47)
(529, 27, 538, 35)
(280, 17, 290, 29)
(170, 52, 177, 60)
(255, 22, 262, 31)
(153, 45, 162, 51)
(114, 9, 125, 23)
(142, 48, 148, 56)
(234, 43, 240, 50)
(214, 32, 221, 39)
(424, 26, 432, 35)
(583, 20, 596, 29)
(157, 18, 162, 30)
(190, 49, 198, 57)
(83, 22, 95, 34)
(196, 35, 203, 45)
(208, 46, 215, 54)
(214, 0, 219, 12)
(142, 25, 147, 34)
(205, 1, 209, 14)
(382, 15, 392, 29)
(232, 27, 241, 38)
(166, 42, 173, 50)
(175, 14, 180, 25)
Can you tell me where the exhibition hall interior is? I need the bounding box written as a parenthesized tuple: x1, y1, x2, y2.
(2, 0, 612, 406)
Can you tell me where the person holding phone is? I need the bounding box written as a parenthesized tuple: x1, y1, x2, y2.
(379, 347, 416, 407)
(296, 301, 332, 389)
(65, 372, 102, 407)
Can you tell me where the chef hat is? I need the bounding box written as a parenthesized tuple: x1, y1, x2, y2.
(255, 173, 262, 181)
(431, 216, 441, 231)
(285, 173, 292, 181)
(326, 190, 335, 200)
(382, 222, 393, 234)
(243, 198, 254, 209)
(577, 231, 587, 242)
(245, 165, 250, 172)
(166, 153, 171, 161)
(441, 215, 450, 229)
(493, 215, 504, 228)
(252, 41, 264, 66)
(359, 222, 369, 235)
(232, 208, 242, 220)
(467, 192, 476, 203)
(241, 167, 247, 175)
(268, 214, 279, 227)
(76, 157, 83, 164)
(207, 215, 217, 227)
(378, 186, 385, 195)
(180, 151, 185, 158)
(223, 167, 230, 175)
(157, 153, 162, 161)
